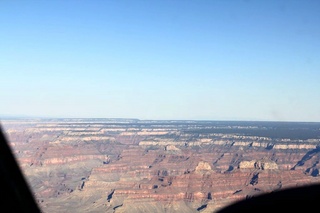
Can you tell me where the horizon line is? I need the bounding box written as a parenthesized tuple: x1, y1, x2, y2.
(0, 115, 319, 123)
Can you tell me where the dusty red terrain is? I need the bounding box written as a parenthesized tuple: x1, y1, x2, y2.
(2, 119, 320, 212)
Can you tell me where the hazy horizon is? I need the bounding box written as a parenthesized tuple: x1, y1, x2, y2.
(1, 0, 320, 122)
(2, 115, 320, 124)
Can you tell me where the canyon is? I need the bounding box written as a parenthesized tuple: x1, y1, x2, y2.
(1, 119, 320, 212)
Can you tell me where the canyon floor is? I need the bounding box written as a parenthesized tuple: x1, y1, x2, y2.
(2, 119, 320, 213)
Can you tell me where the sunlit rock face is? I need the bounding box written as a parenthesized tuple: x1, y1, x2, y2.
(239, 160, 278, 170)
(2, 119, 320, 213)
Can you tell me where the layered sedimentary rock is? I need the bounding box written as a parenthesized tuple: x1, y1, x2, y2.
(1, 119, 320, 213)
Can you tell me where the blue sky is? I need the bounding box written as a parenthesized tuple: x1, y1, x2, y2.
(1, 0, 319, 121)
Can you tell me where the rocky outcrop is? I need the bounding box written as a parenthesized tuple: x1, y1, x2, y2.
(164, 145, 180, 151)
(195, 161, 212, 173)
(2, 119, 320, 213)
(239, 160, 278, 170)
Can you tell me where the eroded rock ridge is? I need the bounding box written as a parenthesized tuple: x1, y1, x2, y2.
(2, 119, 320, 212)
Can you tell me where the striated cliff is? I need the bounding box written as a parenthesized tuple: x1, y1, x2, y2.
(1, 119, 320, 213)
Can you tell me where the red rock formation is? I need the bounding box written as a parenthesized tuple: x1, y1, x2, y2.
(1, 119, 320, 213)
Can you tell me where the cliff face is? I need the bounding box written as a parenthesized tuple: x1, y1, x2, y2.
(2, 119, 320, 213)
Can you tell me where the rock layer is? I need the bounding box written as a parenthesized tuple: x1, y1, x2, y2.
(2, 119, 320, 212)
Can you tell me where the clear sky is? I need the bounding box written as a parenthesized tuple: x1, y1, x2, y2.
(1, 0, 319, 121)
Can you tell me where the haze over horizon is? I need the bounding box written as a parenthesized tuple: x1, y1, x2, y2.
(1, 0, 320, 122)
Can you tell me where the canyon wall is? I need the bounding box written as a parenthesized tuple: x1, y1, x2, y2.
(2, 119, 320, 212)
